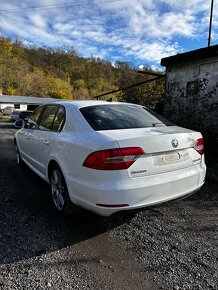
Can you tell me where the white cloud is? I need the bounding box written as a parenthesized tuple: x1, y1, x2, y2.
(150, 64, 164, 71)
(29, 14, 47, 28)
(0, 0, 216, 66)
(122, 40, 179, 63)
(162, 0, 209, 12)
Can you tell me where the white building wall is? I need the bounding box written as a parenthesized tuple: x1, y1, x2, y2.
(0, 103, 15, 110)
(19, 104, 27, 110)
(164, 57, 218, 136)
(0, 104, 27, 110)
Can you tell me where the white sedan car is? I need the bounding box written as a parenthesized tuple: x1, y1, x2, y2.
(14, 101, 206, 216)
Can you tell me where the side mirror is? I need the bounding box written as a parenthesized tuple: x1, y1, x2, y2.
(14, 119, 24, 129)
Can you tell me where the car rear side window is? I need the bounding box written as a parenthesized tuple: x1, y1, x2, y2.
(52, 106, 65, 132)
(39, 105, 59, 131)
(80, 105, 171, 131)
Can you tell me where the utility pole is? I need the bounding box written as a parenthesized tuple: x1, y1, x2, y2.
(208, 0, 214, 47)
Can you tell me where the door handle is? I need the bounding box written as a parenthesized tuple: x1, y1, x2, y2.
(43, 140, 50, 145)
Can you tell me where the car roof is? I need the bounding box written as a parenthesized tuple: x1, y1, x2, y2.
(43, 100, 141, 109)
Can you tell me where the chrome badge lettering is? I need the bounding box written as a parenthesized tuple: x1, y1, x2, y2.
(193, 158, 201, 163)
(131, 170, 147, 175)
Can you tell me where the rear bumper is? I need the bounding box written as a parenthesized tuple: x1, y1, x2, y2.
(65, 163, 206, 216)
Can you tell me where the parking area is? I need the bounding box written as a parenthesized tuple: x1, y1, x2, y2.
(0, 117, 217, 290)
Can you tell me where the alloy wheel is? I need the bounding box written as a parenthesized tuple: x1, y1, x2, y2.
(50, 168, 66, 211)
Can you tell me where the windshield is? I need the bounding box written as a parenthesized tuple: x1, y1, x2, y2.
(80, 105, 173, 131)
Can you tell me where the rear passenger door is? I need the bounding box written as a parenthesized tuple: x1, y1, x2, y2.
(29, 105, 65, 178)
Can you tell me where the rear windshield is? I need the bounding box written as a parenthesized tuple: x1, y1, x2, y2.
(80, 105, 173, 131)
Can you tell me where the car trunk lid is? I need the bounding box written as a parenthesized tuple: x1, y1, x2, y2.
(98, 126, 203, 177)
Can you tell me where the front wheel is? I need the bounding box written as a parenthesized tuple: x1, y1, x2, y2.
(50, 166, 78, 215)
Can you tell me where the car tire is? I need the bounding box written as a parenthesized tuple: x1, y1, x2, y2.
(14, 142, 23, 166)
(50, 165, 78, 215)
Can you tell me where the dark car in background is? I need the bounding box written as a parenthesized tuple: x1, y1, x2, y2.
(10, 110, 20, 121)
(18, 110, 33, 121)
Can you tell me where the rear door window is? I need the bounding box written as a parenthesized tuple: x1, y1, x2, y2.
(39, 105, 59, 131)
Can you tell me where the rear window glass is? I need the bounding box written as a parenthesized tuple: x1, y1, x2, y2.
(80, 105, 172, 131)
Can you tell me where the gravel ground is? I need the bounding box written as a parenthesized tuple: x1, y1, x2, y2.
(0, 118, 217, 290)
(109, 184, 218, 289)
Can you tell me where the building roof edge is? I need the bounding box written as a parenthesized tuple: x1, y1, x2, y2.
(161, 44, 218, 67)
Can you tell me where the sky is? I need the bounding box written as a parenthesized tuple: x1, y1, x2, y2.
(0, 0, 217, 69)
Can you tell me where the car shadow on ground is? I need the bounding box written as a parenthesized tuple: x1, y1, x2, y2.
(0, 158, 135, 265)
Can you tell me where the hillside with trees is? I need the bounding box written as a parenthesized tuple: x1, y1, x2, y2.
(0, 37, 165, 111)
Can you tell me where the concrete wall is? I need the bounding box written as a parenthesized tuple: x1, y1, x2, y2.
(164, 57, 218, 137)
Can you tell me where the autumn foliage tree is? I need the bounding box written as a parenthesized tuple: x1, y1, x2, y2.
(0, 37, 165, 111)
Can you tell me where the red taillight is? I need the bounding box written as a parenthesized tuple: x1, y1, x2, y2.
(194, 138, 204, 155)
(83, 147, 145, 170)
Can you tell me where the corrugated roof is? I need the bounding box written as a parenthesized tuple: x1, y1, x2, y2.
(0, 95, 64, 104)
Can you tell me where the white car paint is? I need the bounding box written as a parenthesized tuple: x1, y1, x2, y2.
(14, 101, 206, 216)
